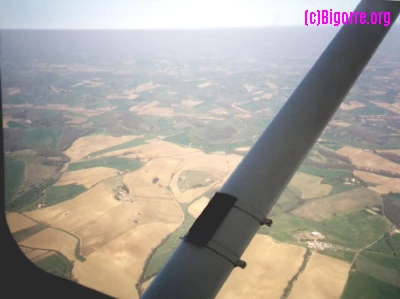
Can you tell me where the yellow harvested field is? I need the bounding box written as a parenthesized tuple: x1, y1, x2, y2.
(2, 103, 34, 109)
(71, 80, 104, 88)
(254, 94, 274, 101)
(369, 179, 400, 194)
(54, 167, 118, 189)
(234, 114, 252, 119)
(142, 277, 155, 292)
(209, 108, 229, 115)
(103, 140, 199, 159)
(25, 249, 49, 260)
(6, 212, 36, 233)
(376, 149, 400, 157)
(64, 134, 140, 162)
(353, 170, 392, 185)
(197, 82, 213, 88)
(106, 89, 138, 100)
(370, 101, 400, 115)
(188, 197, 210, 218)
(340, 101, 365, 110)
(288, 253, 351, 299)
(25, 183, 120, 232)
(2, 114, 21, 128)
(288, 172, 332, 200)
(130, 100, 160, 112)
(330, 121, 351, 127)
(181, 100, 203, 107)
(353, 169, 400, 195)
(77, 196, 182, 256)
(20, 228, 78, 262)
(20, 246, 34, 254)
(6, 87, 21, 95)
(135, 82, 160, 93)
(234, 147, 250, 155)
(266, 82, 278, 90)
(217, 234, 306, 299)
(291, 187, 381, 221)
(170, 152, 242, 203)
(231, 102, 251, 114)
(252, 90, 263, 95)
(73, 222, 179, 299)
(336, 146, 400, 175)
(243, 84, 255, 92)
(65, 115, 87, 124)
(124, 158, 182, 198)
(138, 107, 174, 117)
(31, 251, 55, 263)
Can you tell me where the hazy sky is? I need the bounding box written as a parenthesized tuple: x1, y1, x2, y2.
(1, 0, 397, 29)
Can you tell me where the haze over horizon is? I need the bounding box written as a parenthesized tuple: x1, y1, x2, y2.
(3, 0, 399, 30)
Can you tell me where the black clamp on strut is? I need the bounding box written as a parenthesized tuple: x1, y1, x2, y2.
(183, 192, 272, 269)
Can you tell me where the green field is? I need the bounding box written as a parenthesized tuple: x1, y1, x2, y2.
(392, 234, 400, 256)
(21, 128, 62, 150)
(369, 236, 395, 255)
(360, 251, 400, 271)
(6, 178, 58, 212)
(68, 157, 143, 171)
(34, 253, 73, 279)
(259, 210, 390, 249)
(143, 207, 195, 280)
(298, 165, 357, 195)
(164, 128, 192, 146)
(356, 254, 400, 288)
(44, 184, 87, 206)
(321, 210, 390, 249)
(86, 137, 146, 158)
(341, 272, 400, 299)
(177, 170, 215, 192)
(4, 157, 25, 203)
(12, 224, 47, 242)
(298, 165, 352, 180)
(319, 249, 356, 263)
(272, 189, 300, 214)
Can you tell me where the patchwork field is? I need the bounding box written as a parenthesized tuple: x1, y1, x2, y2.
(54, 167, 119, 188)
(2, 114, 22, 127)
(169, 152, 242, 203)
(9, 149, 57, 192)
(4, 29, 400, 299)
(340, 101, 365, 110)
(6, 212, 36, 233)
(330, 121, 351, 127)
(100, 139, 199, 159)
(64, 134, 140, 162)
(216, 234, 306, 299)
(370, 101, 400, 115)
(288, 253, 351, 299)
(73, 222, 179, 299)
(25, 248, 50, 260)
(291, 187, 381, 221)
(24, 182, 121, 231)
(353, 170, 400, 194)
(376, 149, 400, 157)
(19, 160, 184, 299)
(288, 172, 333, 200)
(336, 146, 400, 175)
(356, 255, 400, 288)
(20, 228, 78, 261)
